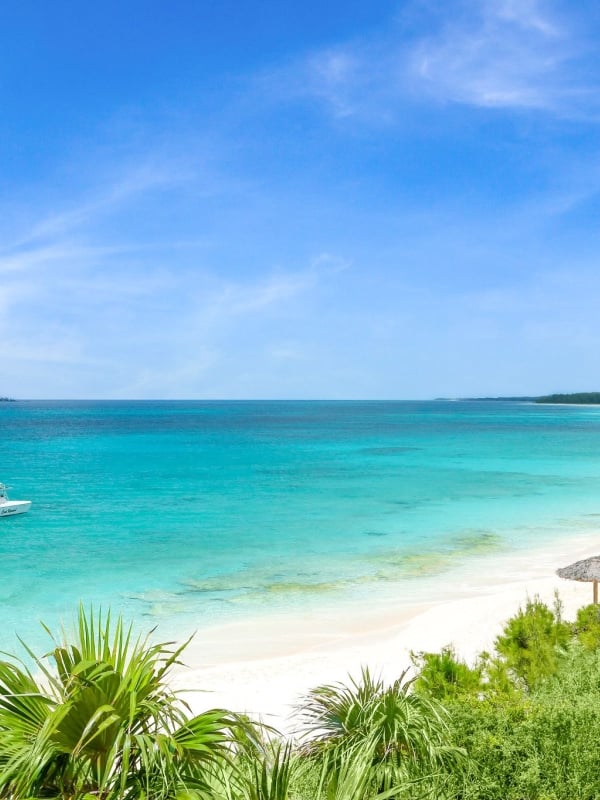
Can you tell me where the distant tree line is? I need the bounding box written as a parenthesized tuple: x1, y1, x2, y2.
(535, 392, 600, 404)
(463, 393, 600, 404)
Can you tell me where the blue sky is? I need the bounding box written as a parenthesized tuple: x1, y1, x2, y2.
(2, 0, 600, 398)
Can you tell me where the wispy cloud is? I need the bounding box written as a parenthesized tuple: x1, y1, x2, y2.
(0, 155, 348, 396)
(409, 0, 575, 111)
(180, 253, 349, 337)
(4, 1, 600, 400)
(266, 0, 600, 120)
(109, 258, 346, 398)
(4, 161, 191, 252)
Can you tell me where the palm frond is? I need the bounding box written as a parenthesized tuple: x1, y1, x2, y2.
(298, 665, 465, 798)
(0, 605, 247, 799)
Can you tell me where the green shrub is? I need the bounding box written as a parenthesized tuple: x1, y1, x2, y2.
(411, 646, 483, 701)
(494, 594, 571, 689)
(443, 648, 600, 800)
(573, 602, 600, 650)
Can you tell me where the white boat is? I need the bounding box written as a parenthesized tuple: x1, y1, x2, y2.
(0, 483, 31, 516)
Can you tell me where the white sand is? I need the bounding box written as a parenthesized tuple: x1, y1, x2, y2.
(171, 531, 600, 730)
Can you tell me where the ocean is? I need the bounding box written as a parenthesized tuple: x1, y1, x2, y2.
(2, 399, 600, 652)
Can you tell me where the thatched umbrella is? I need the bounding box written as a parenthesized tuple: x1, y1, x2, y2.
(557, 556, 600, 604)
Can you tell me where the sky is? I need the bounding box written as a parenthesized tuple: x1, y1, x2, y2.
(2, 0, 600, 399)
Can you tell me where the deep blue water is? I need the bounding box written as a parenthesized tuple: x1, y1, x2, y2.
(2, 400, 600, 650)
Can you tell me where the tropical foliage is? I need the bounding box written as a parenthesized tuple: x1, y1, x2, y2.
(1, 597, 600, 799)
(493, 594, 571, 689)
(298, 667, 463, 797)
(573, 601, 600, 649)
(0, 607, 252, 799)
(411, 646, 483, 702)
(412, 597, 600, 800)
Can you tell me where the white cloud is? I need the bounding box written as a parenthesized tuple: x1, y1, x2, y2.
(212, 271, 315, 316)
(268, 0, 599, 120)
(495, 0, 559, 36)
(0, 244, 78, 275)
(305, 50, 364, 118)
(181, 254, 349, 337)
(409, 0, 572, 111)
(6, 162, 190, 251)
(0, 180, 346, 396)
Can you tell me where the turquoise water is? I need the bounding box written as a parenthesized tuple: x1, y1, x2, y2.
(2, 400, 600, 649)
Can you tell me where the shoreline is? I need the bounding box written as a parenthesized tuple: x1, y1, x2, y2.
(171, 529, 600, 728)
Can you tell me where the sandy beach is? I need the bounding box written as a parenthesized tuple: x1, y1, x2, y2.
(172, 530, 600, 730)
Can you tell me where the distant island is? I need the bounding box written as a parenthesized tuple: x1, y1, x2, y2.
(461, 393, 600, 405)
(535, 392, 600, 404)
(0, 397, 15, 402)
(460, 396, 537, 402)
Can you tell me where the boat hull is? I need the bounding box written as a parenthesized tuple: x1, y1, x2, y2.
(0, 501, 31, 517)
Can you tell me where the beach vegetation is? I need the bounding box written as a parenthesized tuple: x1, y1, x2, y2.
(439, 647, 600, 800)
(411, 646, 483, 701)
(3, 598, 600, 798)
(493, 594, 570, 689)
(573, 602, 600, 649)
(412, 597, 600, 800)
(297, 666, 465, 798)
(0, 606, 256, 800)
(412, 596, 570, 702)
(234, 743, 300, 800)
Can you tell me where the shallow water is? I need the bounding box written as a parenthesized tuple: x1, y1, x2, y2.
(2, 399, 600, 651)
